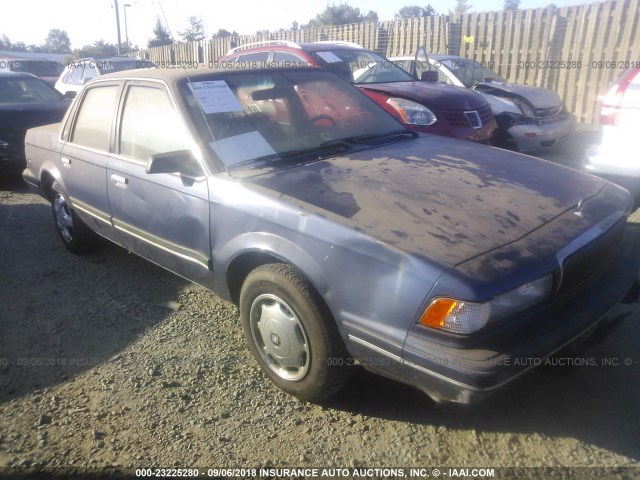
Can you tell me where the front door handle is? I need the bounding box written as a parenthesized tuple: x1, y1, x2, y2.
(110, 174, 128, 186)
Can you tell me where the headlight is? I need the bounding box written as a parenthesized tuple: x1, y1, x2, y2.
(0, 138, 8, 148)
(501, 111, 535, 127)
(386, 97, 437, 126)
(510, 97, 535, 117)
(418, 275, 553, 334)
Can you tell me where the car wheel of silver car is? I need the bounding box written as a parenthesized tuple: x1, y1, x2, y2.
(51, 181, 98, 254)
(240, 263, 351, 402)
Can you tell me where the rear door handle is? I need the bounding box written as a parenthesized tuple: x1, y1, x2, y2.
(110, 174, 128, 186)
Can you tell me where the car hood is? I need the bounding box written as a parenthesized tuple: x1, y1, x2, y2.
(473, 81, 562, 109)
(358, 82, 488, 110)
(244, 135, 608, 266)
(0, 100, 70, 130)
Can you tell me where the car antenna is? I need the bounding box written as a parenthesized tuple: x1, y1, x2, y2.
(156, 0, 230, 175)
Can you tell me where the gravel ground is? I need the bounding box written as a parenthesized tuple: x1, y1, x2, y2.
(1, 137, 640, 478)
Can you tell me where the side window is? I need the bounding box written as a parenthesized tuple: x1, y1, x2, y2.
(237, 52, 269, 63)
(273, 51, 308, 66)
(434, 66, 454, 84)
(71, 85, 119, 151)
(394, 60, 411, 74)
(66, 65, 84, 85)
(119, 85, 192, 162)
(82, 67, 98, 83)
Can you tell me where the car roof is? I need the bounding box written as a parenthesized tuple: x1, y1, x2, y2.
(389, 54, 461, 61)
(97, 65, 325, 83)
(227, 41, 368, 56)
(297, 43, 365, 53)
(73, 56, 147, 63)
(0, 71, 39, 79)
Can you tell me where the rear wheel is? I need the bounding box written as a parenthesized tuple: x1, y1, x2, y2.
(240, 263, 351, 402)
(51, 181, 98, 254)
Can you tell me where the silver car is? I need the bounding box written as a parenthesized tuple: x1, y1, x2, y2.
(22, 66, 638, 405)
(583, 67, 640, 203)
(391, 49, 575, 153)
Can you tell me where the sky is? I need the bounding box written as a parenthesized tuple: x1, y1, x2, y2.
(1, 0, 597, 51)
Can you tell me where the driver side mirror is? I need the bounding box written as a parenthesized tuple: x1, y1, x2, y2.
(146, 150, 203, 177)
(421, 71, 439, 82)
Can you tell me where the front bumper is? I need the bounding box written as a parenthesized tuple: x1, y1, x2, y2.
(348, 226, 639, 404)
(0, 149, 25, 176)
(506, 114, 575, 153)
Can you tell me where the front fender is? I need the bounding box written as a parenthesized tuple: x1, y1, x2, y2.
(215, 231, 336, 310)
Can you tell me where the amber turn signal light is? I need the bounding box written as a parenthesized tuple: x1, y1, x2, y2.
(419, 298, 459, 329)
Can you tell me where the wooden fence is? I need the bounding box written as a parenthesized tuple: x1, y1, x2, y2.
(134, 0, 640, 126)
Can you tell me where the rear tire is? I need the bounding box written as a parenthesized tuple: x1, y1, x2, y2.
(240, 263, 351, 402)
(51, 181, 98, 254)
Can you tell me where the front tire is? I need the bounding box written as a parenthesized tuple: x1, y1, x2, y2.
(240, 263, 351, 402)
(51, 181, 98, 254)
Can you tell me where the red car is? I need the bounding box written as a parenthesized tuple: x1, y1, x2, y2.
(219, 41, 496, 142)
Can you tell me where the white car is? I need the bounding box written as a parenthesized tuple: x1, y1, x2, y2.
(584, 67, 640, 203)
(391, 50, 575, 153)
(54, 56, 154, 98)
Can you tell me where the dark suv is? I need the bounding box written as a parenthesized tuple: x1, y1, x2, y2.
(219, 41, 496, 143)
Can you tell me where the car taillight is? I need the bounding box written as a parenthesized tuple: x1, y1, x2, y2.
(600, 68, 640, 126)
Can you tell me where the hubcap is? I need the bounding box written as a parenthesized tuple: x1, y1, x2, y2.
(249, 294, 310, 381)
(53, 194, 73, 243)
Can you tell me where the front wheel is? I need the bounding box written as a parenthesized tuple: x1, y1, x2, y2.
(240, 263, 351, 402)
(51, 181, 98, 254)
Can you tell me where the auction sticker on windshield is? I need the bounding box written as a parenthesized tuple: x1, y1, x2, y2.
(209, 131, 276, 166)
(189, 80, 243, 114)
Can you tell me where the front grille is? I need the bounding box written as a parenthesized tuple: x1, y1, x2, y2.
(442, 111, 471, 127)
(478, 105, 493, 125)
(442, 105, 493, 129)
(557, 219, 626, 296)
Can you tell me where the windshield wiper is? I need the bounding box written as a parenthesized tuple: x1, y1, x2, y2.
(321, 129, 417, 147)
(228, 141, 352, 170)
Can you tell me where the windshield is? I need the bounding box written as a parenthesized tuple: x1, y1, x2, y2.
(0, 77, 62, 103)
(438, 58, 505, 87)
(312, 50, 415, 84)
(180, 69, 408, 169)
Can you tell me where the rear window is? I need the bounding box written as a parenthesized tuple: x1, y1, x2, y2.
(0, 77, 62, 104)
(312, 49, 414, 84)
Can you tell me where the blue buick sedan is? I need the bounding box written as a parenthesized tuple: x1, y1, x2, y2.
(23, 66, 638, 404)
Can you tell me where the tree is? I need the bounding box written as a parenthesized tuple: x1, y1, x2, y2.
(304, 4, 378, 28)
(179, 16, 206, 42)
(0, 34, 12, 50)
(395, 5, 437, 18)
(291, 21, 299, 31)
(450, 0, 472, 15)
(0, 35, 28, 52)
(74, 40, 119, 59)
(43, 29, 71, 53)
(504, 0, 520, 10)
(211, 29, 237, 39)
(148, 17, 173, 48)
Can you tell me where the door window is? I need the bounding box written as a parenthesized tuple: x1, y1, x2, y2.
(71, 85, 119, 151)
(119, 85, 192, 161)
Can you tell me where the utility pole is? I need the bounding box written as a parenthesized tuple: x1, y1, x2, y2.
(114, 0, 122, 55)
(124, 4, 131, 46)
